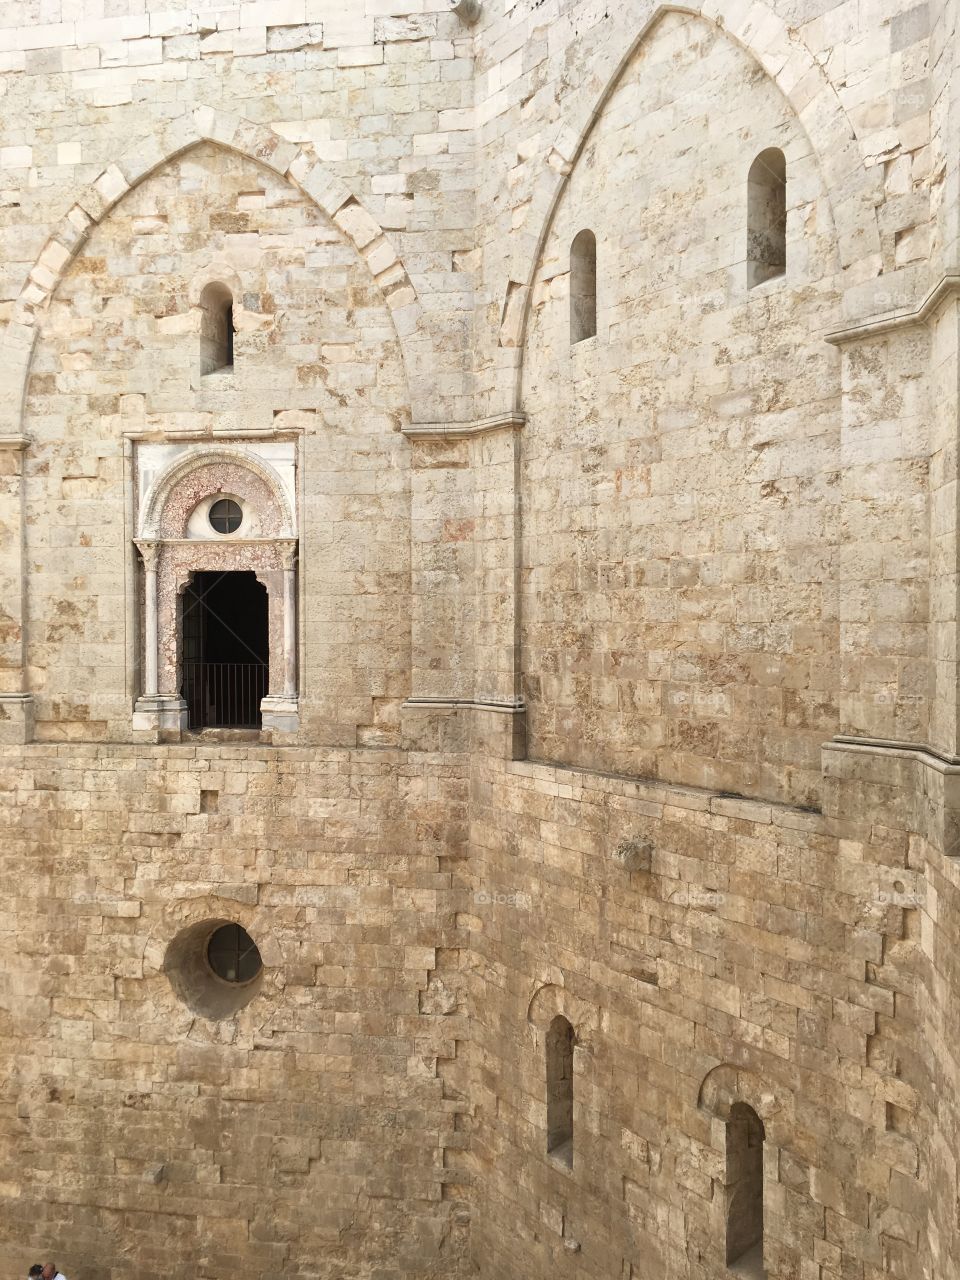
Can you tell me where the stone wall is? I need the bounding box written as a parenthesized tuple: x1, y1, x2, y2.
(0, 740, 470, 1280)
(1, 0, 960, 1277)
(518, 9, 843, 808)
(463, 747, 954, 1280)
(21, 141, 412, 744)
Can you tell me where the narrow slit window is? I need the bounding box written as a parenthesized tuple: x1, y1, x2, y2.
(546, 1014, 574, 1166)
(725, 1103, 765, 1275)
(199, 282, 235, 373)
(570, 229, 597, 343)
(747, 148, 786, 288)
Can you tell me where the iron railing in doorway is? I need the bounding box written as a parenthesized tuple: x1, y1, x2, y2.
(183, 660, 268, 730)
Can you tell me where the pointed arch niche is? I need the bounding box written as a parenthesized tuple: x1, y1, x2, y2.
(133, 443, 299, 740)
(4, 110, 419, 746)
(699, 1065, 792, 1280)
(1, 107, 421, 428)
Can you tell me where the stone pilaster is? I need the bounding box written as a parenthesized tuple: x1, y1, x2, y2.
(0, 434, 32, 744)
(402, 415, 525, 758)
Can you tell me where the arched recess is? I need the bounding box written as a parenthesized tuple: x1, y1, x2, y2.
(526, 982, 599, 1045)
(0, 104, 423, 434)
(527, 984, 599, 1171)
(497, 0, 880, 409)
(698, 1063, 793, 1148)
(140, 448, 296, 541)
(698, 1065, 792, 1277)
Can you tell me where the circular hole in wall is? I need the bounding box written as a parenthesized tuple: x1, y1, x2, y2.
(209, 497, 243, 535)
(164, 918, 265, 1019)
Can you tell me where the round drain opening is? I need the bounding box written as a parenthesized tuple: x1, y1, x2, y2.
(165, 918, 265, 1019)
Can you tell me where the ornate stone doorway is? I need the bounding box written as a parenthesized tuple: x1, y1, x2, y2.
(132, 441, 300, 740)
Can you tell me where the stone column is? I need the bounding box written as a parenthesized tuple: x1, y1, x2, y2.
(139, 541, 160, 698)
(132, 540, 187, 741)
(260, 542, 300, 737)
(283, 543, 297, 698)
(829, 324, 931, 750)
(400, 415, 526, 757)
(0, 433, 33, 743)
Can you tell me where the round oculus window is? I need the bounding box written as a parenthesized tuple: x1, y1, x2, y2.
(209, 498, 243, 535)
(206, 923, 262, 984)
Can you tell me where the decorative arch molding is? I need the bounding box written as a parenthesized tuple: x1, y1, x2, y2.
(139, 445, 295, 540)
(498, 0, 881, 406)
(698, 1062, 794, 1148)
(0, 104, 422, 435)
(526, 981, 600, 1048)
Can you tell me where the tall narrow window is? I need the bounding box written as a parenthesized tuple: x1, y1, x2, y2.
(570, 229, 597, 343)
(747, 148, 786, 288)
(199, 282, 235, 373)
(725, 1103, 765, 1275)
(546, 1014, 574, 1166)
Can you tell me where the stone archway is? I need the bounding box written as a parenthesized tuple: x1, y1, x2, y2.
(0, 104, 423, 438)
(495, 0, 881, 412)
(698, 1064, 794, 1279)
(134, 446, 298, 741)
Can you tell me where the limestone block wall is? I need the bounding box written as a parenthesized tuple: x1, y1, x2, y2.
(462, 749, 946, 1280)
(2, 0, 960, 1277)
(517, 10, 844, 808)
(0, 0, 477, 427)
(0, 741, 470, 1280)
(20, 142, 412, 743)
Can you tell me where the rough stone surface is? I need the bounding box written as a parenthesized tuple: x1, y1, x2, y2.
(0, 0, 958, 1278)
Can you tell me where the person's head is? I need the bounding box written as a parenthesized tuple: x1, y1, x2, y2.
(40, 1266, 56, 1280)
(28, 1267, 42, 1279)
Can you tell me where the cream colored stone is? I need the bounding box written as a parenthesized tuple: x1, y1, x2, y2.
(0, 3, 957, 1279)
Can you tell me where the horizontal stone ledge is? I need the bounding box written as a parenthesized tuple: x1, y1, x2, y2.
(121, 425, 307, 442)
(0, 434, 29, 449)
(135, 536, 298, 548)
(402, 411, 525, 441)
(403, 697, 525, 714)
(826, 734, 960, 773)
(503, 756, 824, 825)
(826, 271, 960, 345)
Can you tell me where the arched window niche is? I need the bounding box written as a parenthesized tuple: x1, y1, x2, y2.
(546, 1014, 575, 1166)
(132, 445, 299, 743)
(569, 228, 597, 343)
(747, 148, 786, 288)
(199, 281, 235, 373)
(725, 1102, 766, 1276)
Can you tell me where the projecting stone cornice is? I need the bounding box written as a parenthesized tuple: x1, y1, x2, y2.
(403, 697, 525, 713)
(401, 412, 526, 441)
(121, 426, 307, 443)
(0, 435, 29, 449)
(827, 734, 960, 773)
(825, 271, 960, 344)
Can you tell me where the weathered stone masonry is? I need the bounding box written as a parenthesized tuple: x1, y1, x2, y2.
(1, 0, 960, 1277)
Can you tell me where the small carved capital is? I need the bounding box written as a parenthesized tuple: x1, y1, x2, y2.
(281, 542, 298, 571)
(136, 540, 162, 571)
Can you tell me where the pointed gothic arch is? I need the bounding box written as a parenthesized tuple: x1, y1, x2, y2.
(0, 105, 423, 435)
(497, 0, 880, 411)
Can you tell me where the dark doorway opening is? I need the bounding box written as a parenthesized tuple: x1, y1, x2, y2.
(181, 571, 268, 730)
